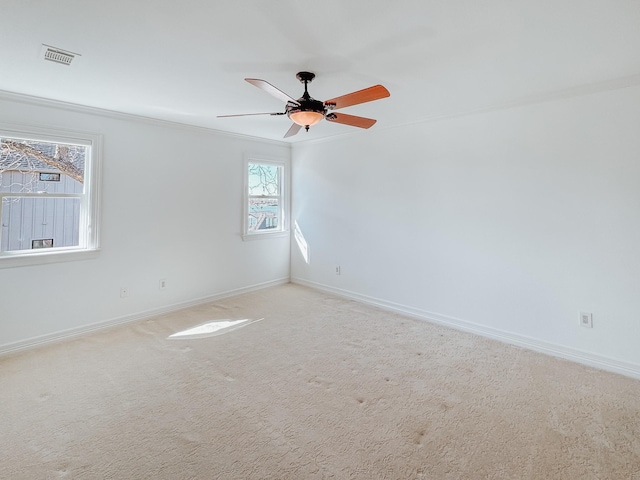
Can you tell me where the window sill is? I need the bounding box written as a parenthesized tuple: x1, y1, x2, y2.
(242, 230, 290, 242)
(0, 248, 100, 269)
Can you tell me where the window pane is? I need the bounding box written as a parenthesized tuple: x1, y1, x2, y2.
(0, 137, 86, 187)
(248, 197, 279, 231)
(248, 163, 279, 196)
(1, 196, 81, 252)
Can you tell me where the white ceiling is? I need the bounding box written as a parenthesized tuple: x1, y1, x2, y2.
(2, 1, 640, 143)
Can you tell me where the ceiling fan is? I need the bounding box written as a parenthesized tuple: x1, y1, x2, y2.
(218, 72, 390, 138)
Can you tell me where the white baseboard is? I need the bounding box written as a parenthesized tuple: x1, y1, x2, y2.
(0, 277, 290, 357)
(291, 277, 640, 380)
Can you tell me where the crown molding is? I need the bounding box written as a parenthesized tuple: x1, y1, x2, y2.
(0, 89, 291, 148)
(293, 73, 640, 147)
(4, 71, 639, 150)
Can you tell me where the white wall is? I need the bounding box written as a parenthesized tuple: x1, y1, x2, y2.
(291, 85, 640, 374)
(0, 95, 290, 351)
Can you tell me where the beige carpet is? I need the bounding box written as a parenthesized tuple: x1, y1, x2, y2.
(2, 284, 640, 479)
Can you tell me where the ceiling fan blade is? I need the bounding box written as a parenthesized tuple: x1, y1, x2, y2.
(217, 112, 285, 118)
(284, 123, 302, 138)
(326, 113, 377, 129)
(324, 85, 390, 110)
(245, 78, 300, 105)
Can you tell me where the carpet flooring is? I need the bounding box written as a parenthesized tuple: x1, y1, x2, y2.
(2, 284, 640, 479)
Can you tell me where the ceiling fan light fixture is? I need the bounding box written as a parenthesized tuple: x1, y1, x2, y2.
(289, 110, 324, 127)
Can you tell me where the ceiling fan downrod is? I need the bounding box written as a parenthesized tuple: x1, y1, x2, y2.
(296, 71, 315, 97)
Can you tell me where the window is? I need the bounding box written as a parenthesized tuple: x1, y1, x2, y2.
(0, 124, 101, 268)
(243, 157, 288, 240)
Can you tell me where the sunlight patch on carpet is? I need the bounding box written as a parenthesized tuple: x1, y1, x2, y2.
(168, 318, 264, 339)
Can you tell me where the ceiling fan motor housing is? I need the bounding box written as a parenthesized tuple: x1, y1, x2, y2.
(287, 98, 326, 119)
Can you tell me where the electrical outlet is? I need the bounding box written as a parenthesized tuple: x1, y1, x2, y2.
(159, 278, 167, 290)
(580, 311, 593, 328)
(335, 265, 341, 275)
(120, 287, 128, 298)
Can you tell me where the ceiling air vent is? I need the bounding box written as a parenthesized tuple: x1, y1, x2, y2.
(42, 45, 79, 66)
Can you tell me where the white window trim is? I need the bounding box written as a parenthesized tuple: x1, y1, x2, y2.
(0, 122, 102, 269)
(242, 154, 289, 241)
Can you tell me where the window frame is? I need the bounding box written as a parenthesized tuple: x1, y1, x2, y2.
(0, 123, 102, 268)
(242, 155, 289, 241)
